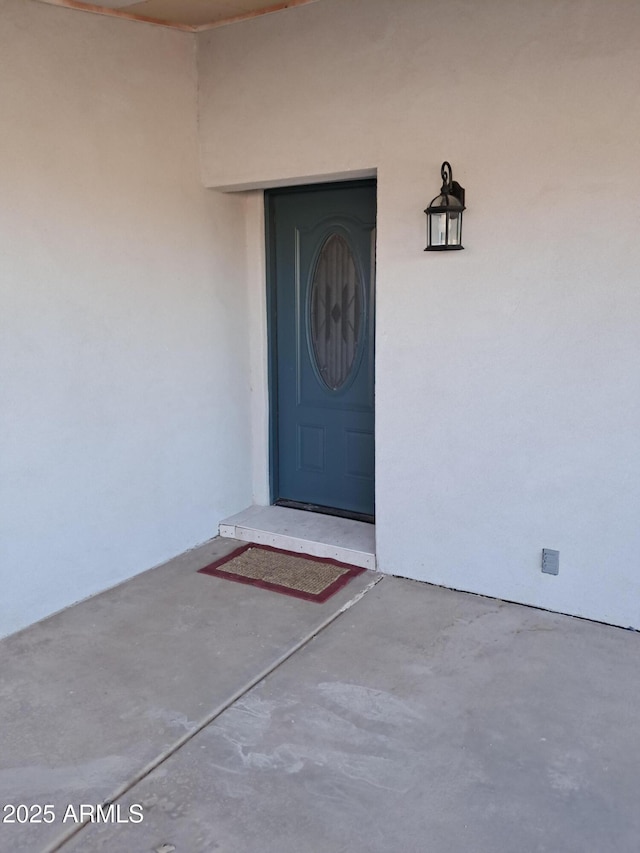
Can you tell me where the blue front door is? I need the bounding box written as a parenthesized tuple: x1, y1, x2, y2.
(268, 181, 376, 519)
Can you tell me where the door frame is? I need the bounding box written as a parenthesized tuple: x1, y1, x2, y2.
(264, 178, 377, 512)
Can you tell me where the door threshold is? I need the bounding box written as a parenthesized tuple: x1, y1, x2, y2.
(219, 505, 376, 570)
(274, 499, 374, 525)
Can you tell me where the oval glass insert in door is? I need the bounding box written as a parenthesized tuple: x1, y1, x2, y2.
(309, 233, 364, 391)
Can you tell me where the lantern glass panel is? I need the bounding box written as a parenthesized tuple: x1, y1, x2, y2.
(430, 212, 447, 247)
(447, 211, 461, 245)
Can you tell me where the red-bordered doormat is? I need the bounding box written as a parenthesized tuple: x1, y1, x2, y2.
(198, 543, 366, 603)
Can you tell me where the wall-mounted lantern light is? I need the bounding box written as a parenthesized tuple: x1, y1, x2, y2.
(425, 161, 465, 251)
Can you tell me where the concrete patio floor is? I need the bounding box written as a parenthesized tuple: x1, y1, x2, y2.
(1, 537, 639, 852)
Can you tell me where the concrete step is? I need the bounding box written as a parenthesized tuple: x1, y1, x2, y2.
(219, 505, 376, 570)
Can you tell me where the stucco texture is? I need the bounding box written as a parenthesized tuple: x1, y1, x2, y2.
(0, 0, 251, 637)
(198, 0, 640, 628)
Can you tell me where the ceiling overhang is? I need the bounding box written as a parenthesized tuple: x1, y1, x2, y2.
(35, 0, 321, 31)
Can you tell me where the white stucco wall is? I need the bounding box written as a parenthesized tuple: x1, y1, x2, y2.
(0, 0, 252, 637)
(198, 0, 640, 628)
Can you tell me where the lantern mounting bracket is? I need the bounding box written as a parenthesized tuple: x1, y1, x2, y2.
(440, 161, 465, 208)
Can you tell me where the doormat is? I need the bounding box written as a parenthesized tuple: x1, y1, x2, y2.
(198, 543, 366, 603)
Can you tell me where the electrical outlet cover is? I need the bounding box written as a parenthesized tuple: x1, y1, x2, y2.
(542, 548, 559, 575)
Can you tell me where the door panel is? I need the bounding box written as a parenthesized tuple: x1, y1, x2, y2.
(268, 182, 376, 518)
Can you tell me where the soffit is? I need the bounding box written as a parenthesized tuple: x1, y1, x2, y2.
(35, 0, 321, 31)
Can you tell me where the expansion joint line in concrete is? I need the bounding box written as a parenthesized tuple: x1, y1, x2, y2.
(44, 574, 384, 852)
